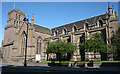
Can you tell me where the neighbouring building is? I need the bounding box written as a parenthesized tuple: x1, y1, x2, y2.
(2, 2, 119, 63)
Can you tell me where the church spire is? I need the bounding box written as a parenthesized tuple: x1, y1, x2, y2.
(112, 5, 116, 18)
(108, 1, 112, 9)
(108, 1, 112, 16)
(31, 14, 34, 21)
(112, 5, 115, 12)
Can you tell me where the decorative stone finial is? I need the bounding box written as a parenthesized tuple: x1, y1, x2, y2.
(31, 14, 34, 21)
(108, 1, 112, 9)
(13, 3, 15, 9)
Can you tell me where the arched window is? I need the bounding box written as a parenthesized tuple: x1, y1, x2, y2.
(74, 26, 77, 32)
(54, 31, 58, 36)
(14, 21, 15, 25)
(16, 14, 17, 19)
(21, 33, 26, 56)
(63, 29, 67, 34)
(36, 37, 42, 54)
(86, 23, 89, 29)
(19, 15, 20, 20)
(99, 20, 103, 27)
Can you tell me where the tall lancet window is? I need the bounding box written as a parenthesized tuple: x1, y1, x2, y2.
(99, 20, 103, 27)
(63, 29, 67, 34)
(74, 26, 77, 32)
(86, 23, 89, 29)
(21, 33, 26, 56)
(19, 15, 20, 20)
(16, 14, 17, 19)
(36, 37, 42, 54)
(54, 31, 58, 36)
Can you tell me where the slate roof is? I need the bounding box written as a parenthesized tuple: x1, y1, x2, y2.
(51, 13, 108, 35)
(33, 24, 51, 35)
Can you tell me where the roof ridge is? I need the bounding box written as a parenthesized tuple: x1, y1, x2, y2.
(52, 13, 106, 29)
(33, 24, 51, 30)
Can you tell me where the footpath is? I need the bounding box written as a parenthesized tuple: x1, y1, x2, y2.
(1, 58, 120, 72)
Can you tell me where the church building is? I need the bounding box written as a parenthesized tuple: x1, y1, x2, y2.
(2, 2, 119, 63)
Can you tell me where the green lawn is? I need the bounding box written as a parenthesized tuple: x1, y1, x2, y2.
(41, 61, 120, 63)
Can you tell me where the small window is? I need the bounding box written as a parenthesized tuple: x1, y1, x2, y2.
(14, 21, 15, 25)
(16, 14, 17, 19)
(19, 15, 20, 20)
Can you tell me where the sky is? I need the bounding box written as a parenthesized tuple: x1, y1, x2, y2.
(1, 2, 119, 46)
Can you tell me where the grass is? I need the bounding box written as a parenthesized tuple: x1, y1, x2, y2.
(41, 61, 120, 63)
(93, 61, 120, 63)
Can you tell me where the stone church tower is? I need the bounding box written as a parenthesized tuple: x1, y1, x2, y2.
(3, 8, 51, 62)
(3, 8, 25, 60)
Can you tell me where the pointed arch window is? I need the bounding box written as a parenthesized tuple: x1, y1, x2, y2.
(54, 31, 58, 36)
(36, 37, 42, 54)
(99, 20, 103, 27)
(86, 23, 89, 29)
(16, 21, 18, 26)
(63, 29, 67, 34)
(14, 21, 15, 25)
(74, 26, 77, 32)
(16, 14, 17, 19)
(19, 15, 20, 20)
(21, 33, 26, 56)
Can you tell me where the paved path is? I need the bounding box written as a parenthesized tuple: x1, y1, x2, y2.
(0, 58, 120, 73)
(0, 58, 23, 67)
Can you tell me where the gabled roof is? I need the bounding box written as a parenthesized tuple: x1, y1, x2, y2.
(51, 13, 107, 35)
(33, 24, 51, 35)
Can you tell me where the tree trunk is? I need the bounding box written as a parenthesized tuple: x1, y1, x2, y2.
(47, 53, 49, 61)
(67, 53, 71, 61)
(56, 53, 62, 61)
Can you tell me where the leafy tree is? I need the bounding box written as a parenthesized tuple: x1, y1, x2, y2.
(86, 33, 108, 53)
(46, 40, 77, 61)
(79, 33, 109, 61)
(111, 27, 120, 60)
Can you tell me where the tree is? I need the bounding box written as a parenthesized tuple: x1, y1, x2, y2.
(46, 40, 77, 61)
(111, 27, 120, 60)
(79, 34, 85, 61)
(79, 33, 109, 61)
(86, 33, 108, 53)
